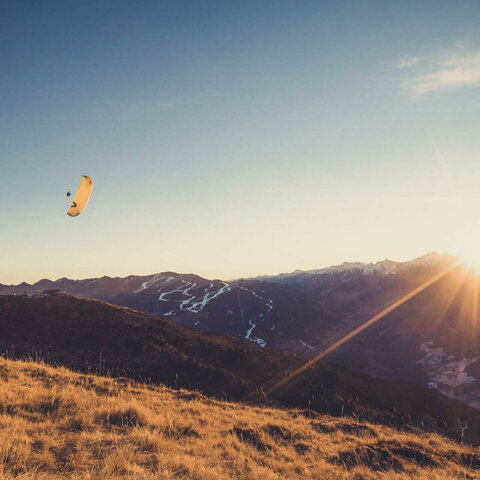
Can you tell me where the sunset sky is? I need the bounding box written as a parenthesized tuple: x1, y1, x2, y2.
(2, 1, 480, 284)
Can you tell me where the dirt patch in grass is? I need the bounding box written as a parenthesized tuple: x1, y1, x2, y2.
(294, 442, 309, 455)
(264, 424, 302, 442)
(331, 444, 405, 471)
(231, 427, 270, 451)
(331, 440, 441, 472)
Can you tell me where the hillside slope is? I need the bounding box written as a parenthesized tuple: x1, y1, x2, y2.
(0, 358, 479, 480)
(1, 294, 480, 445)
(0, 273, 330, 353)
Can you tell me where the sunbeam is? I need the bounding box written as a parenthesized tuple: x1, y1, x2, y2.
(472, 272, 479, 342)
(260, 260, 461, 398)
(431, 265, 469, 330)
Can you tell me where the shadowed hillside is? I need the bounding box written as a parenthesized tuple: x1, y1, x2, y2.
(0, 273, 330, 353)
(0, 358, 479, 480)
(1, 294, 480, 445)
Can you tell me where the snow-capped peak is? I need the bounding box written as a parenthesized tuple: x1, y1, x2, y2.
(317, 253, 452, 277)
(264, 252, 453, 280)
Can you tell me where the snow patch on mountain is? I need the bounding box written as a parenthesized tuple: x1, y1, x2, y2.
(134, 274, 173, 294)
(179, 283, 197, 309)
(185, 282, 231, 313)
(245, 319, 266, 347)
(417, 342, 480, 409)
(299, 339, 315, 350)
(156, 280, 234, 319)
(158, 282, 189, 302)
(237, 286, 274, 348)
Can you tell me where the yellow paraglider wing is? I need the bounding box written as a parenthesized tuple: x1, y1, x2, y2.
(67, 176, 93, 217)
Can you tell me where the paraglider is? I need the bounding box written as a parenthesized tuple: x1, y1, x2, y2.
(66, 191, 71, 197)
(67, 175, 93, 217)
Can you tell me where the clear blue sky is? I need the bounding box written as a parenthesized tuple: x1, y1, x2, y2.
(2, 0, 480, 283)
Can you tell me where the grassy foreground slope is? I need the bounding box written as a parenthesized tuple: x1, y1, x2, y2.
(2, 295, 480, 445)
(0, 359, 479, 480)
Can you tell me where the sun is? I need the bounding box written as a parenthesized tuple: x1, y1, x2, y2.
(458, 243, 480, 273)
(449, 224, 480, 273)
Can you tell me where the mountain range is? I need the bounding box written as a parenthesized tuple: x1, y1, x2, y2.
(2, 252, 480, 410)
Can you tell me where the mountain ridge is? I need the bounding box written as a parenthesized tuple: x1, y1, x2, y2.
(250, 252, 455, 281)
(0, 252, 455, 290)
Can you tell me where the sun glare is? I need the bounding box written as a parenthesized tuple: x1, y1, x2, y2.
(459, 245, 480, 274)
(450, 226, 480, 274)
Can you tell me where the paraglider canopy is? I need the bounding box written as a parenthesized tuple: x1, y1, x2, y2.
(67, 176, 93, 217)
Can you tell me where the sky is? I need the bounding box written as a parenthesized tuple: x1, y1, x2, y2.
(2, 0, 480, 284)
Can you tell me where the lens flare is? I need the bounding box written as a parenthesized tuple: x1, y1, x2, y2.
(460, 249, 480, 274)
(451, 227, 480, 274)
(254, 260, 461, 400)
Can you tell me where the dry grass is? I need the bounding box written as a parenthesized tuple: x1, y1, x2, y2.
(0, 358, 478, 479)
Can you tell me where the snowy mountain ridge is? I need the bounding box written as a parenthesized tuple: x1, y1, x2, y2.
(254, 252, 454, 282)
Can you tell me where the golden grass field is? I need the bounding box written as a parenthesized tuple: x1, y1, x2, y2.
(0, 358, 478, 480)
